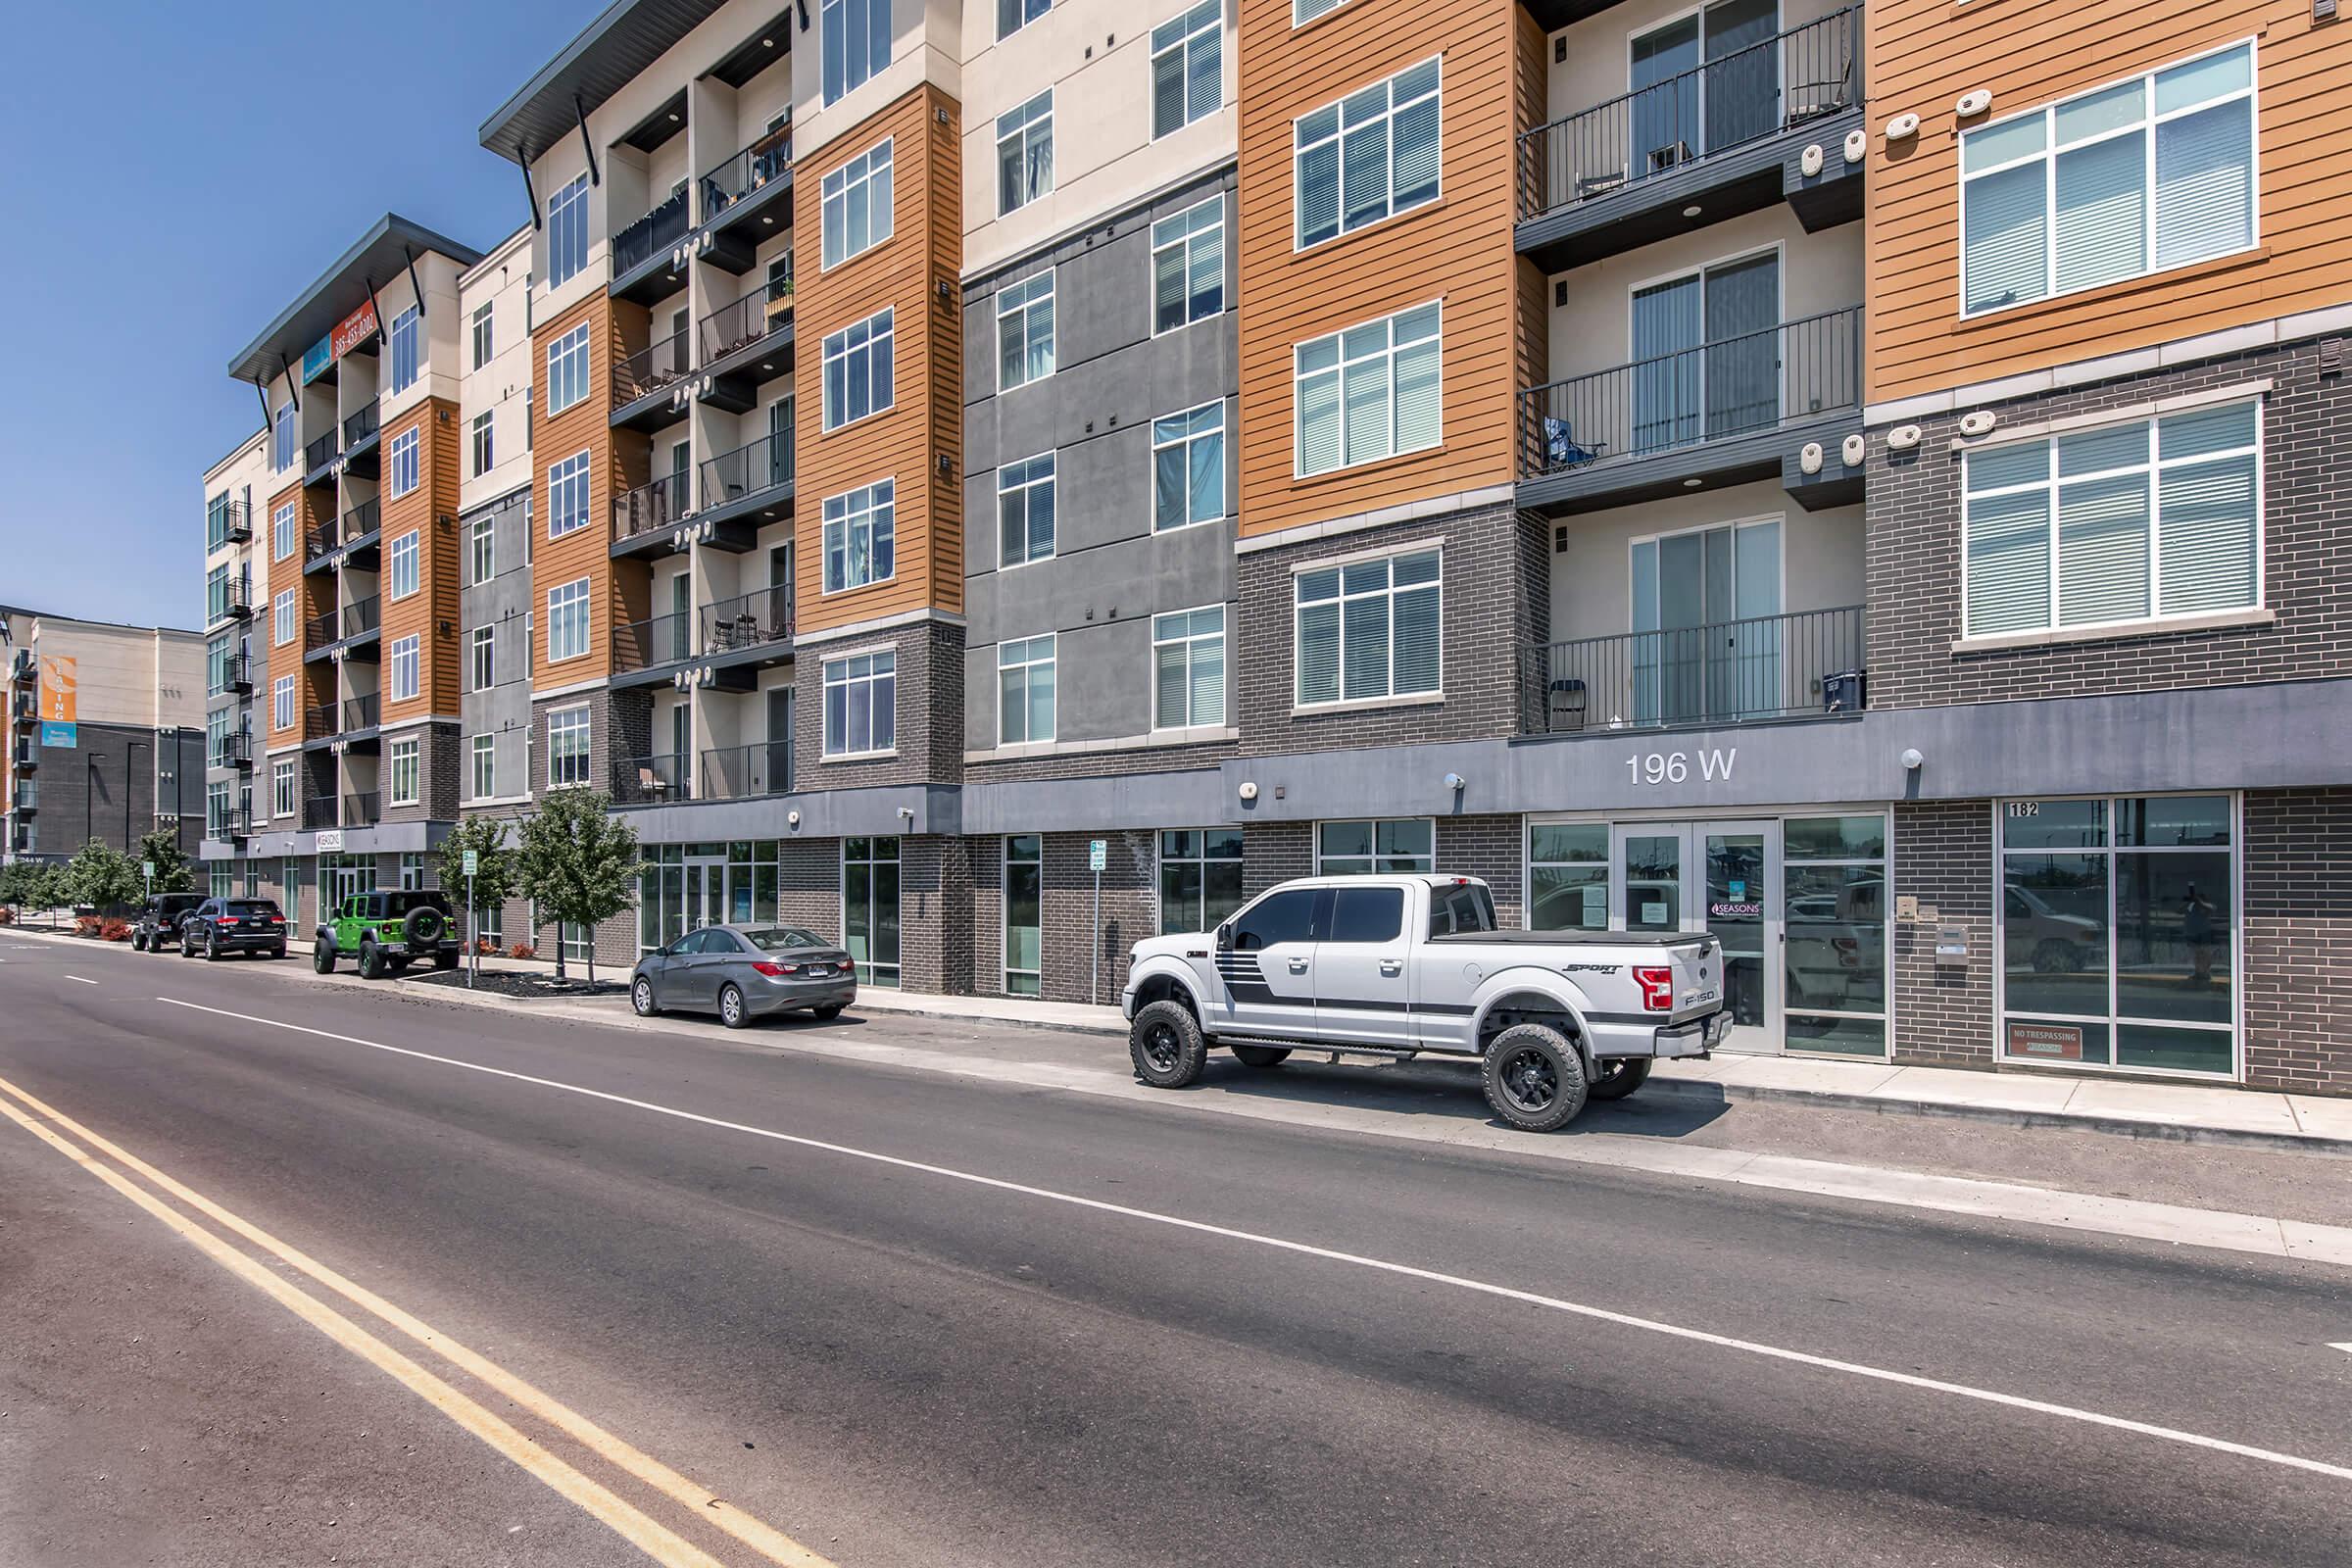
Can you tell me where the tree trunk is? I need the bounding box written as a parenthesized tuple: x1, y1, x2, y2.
(551, 918, 566, 980)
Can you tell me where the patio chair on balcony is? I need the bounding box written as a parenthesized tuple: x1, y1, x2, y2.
(637, 765, 669, 802)
(1543, 417, 1603, 469)
(1547, 677, 1589, 734)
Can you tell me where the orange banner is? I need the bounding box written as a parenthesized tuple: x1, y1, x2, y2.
(37, 655, 74, 723)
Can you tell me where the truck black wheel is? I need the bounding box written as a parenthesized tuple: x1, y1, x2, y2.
(718, 984, 750, 1029)
(315, 943, 335, 974)
(1586, 1056, 1653, 1102)
(1230, 1044, 1291, 1069)
(359, 943, 386, 980)
(1130, 1001, 1207, 1089)
(810, 1003, 845, 1021)
(1482, 1023, 1589, 1132)
(132, 932, 147, 952)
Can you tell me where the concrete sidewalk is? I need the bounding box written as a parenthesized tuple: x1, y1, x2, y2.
(13, 921, 2347, 1152)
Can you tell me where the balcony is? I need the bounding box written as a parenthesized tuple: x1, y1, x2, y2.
(12, 782, 35, 814)
(611, 186, 693, 305)
(8, 648, 32, 684)
(611, 610, 695, 688)
(8, 689, 33, 724)
(699, 584, 794, 671)
(343, 791, 381, 825)
(207, 577, 254, 628)
(1517, 7, 1862, 270)
(342, 401, 382, 478)
(1517, 307, 1861, 514)
(9, 739, 34, 773)
(610, 471, 697, 560)
(302, 428, 340, 485)
(212, 730, 254, 771)
(305, 692, 381, 745)
(612, 323, 694, 431)
(697, 431, 793, 534)
(308, 497, 381, 572)
(218, 653, 254, 697)
(217, 500, 253, 545)
(697, 125, 793, 271)
(696, 273, 794, 411)
(1524, 606, 1865, 737)
(303, 795, 339, 831)
(700, 739, 792, 802)
(614, 752, 689, 806)
(306, 596, 381, 662)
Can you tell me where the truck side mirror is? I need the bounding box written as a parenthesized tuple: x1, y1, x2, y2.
(1215, 921, 1233, 951)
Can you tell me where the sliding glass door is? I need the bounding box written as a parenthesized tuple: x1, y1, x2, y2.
(1630, 250, 1780, 455)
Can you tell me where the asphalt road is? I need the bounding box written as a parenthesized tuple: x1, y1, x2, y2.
(1, 935, 2347, 1567)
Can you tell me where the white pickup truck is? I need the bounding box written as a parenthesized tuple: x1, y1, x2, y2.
(1122, 874, 1728, 1131)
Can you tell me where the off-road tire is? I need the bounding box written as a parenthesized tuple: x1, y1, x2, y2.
(1482, 1023, 1589, 1133)
(359, 942, 387, 980)
(632, 977, 660, 1017)
(1586, 1056, 1653, 1102)
(1130, 1000, 1208, 1089)
(132, 931, 148, 952)
(810, 1003, 845, 1021)
(718, 984, 749, 1029)
(1230, 1043, 1292, 1069)
(315, 943, 336, 974)
(402, 906, 448, 949)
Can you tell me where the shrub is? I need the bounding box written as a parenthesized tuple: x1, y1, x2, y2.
(100, 919, 131, 943)
(73, 915, 102, 938)
(0, 906, 14, 925)
(507, 943, 537, 960)
(473, 937, 500, 956)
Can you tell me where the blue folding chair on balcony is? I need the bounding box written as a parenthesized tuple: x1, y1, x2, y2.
(1543, 417, 1601, 470)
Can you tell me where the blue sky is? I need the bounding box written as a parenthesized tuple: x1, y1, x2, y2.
(0, 0, 594, 631)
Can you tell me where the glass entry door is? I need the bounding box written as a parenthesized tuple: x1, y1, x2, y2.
(681, 857, 728, 931)
(1609, 820, 1781, 1053)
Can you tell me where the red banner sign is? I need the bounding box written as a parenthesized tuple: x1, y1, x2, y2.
(329, 298, 379, 360)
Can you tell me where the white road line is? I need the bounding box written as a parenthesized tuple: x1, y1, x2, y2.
(64, 975, 98, 986)
(152, 995, 2352, 1485)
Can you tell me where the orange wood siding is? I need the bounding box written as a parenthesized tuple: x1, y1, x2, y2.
(530, 291, 651, 685)
(1866, 0, 2352, 402)
(1235, 0, 1525, 540)
(791, 83, 963, 636)
(270, 480, 325, 744)
(377, 398, 466, 723)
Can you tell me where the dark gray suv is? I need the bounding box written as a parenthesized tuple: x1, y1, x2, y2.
(179, 898, 289, 960)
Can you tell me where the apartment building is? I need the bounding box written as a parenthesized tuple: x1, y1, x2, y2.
(210, 216, 486, 925)
(190, 0, 2350, 1095)
(1, 606, 205, 867)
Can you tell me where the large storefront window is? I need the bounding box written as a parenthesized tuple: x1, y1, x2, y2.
(1317, 818, 1433, 875)
(1783, 815, 1887, 1057)
(639, 842, 783, 951)
(1159, 828, 1245, 934)
(318, 853, 376, 911)
(1998, 795, 2234, 1076)
(1529, 823, 1608, 931)
(845, 837, 901, 988)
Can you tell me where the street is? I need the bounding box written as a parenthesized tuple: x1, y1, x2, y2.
(1, 932, 2347, 1567)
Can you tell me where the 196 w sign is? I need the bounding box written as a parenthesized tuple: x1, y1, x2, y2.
(1625, 747, 1737, 786)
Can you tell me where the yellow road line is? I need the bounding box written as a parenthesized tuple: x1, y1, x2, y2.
(0, 1071, 835, 1568)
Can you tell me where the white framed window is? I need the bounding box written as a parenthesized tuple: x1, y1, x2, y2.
(821, 137, 894, 269)
(997, 452, 1055, 567)
(999, 0, 1048, 38)
(1003, 833, 1043, 995)
(546, 324, 591, 414)
(1295, 546, 1441, 706)
(1152, 0, 1221, 139)
(1152, 606, 1225, 728)
(821, 0, 890, 104)
(547, 704, 591, 787)
(821, 480, 896, 592)
(468, 512, 495, 582)
(1294, 301, 1441, 477)
(388, 529, 420, 600)
(820, 308, 894, 429)
(1158, 828, 1246, 934)
(400, 852, 428, 891)
(388, 306, 421, 394)
(272, 401, 297, 471)
(272, 588, 296, 646)
(470, 625, 497, 691)
(1963, 400, 2261, 638)
(1152, 401, 1225, 531)
(471, 301, 494, 368)
(996, 91, 1054, 215)
(1295, 57, 1441, 250)
(389, 634, 420, 701)
(547, 577, 591, 662)
(996, 270, 1054, 390)
(547, 449, 592, 538)
(387, 737, 420, 806)
(470, 733, 497, 800)
(271, 500, 296, 561)
(387, 425, 420, 498)
(822, 650, 896, 756)
(1317, 818, 1434, 875)
(1293, 0, 1350, 24)
(471, 411, 494, 475)
(272, 760, 296, 819)
(1962, 42, 2255, 317)
(1150, 197, 1225, 334)
(272, 674, 296, 731)
(997, 634, 1056, 745)
(546, 173, 590, 288)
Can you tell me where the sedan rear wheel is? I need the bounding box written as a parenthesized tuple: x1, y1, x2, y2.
(718, 983, 749, 1029)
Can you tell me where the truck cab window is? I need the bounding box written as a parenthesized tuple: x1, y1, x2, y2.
(1232, 890, 1318, 951)
(1429, 883, 1497, 937)
(1327, 886, 1403, 943)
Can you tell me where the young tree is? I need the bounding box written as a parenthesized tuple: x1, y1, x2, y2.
(64, 839, 143, 916)
(514, 790, 644, 983)
(437, 815, 521, 952)
(135, 827, 197, 895)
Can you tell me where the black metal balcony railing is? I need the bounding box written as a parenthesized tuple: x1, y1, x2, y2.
(343, 497, 381, 543)
(218, 500, 253, 544)
(209, 578, 254, 624)
(700, 585, 794, 655)
(614, 753, 689, 806)
(699, 741, 790, 802)
(310, 693, 381, 736)
(699, 272, 793, 365)
(612, 471, 695, 544)
(612, 186, 693, 275)
(303, 795, 338, 830)
(304, 429, 339, 474)
(612, 611, 693, 673)
(700, 432, 793, 512)
(8, 649, 33, 684)
(701, 125, 793, 221)
(9, 691, 35, 723)
(615, 326, 692, 405)
(1519, 307, 1860, 477)
(1518, 7, 1861, 220)
(307, 514, 339, 560)
(343, 400, 380, 448)
(219, 654, 253, 695)
(9, 741, 35, 772)
(12, 782, 37, 812)
(1525, 606, 1864, 735)
(343, 792, 380, 825)
(311, 596, 381, 647)
(212, 731, 252, 769)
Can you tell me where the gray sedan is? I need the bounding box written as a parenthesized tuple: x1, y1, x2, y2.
(630, 925, 858, 1028)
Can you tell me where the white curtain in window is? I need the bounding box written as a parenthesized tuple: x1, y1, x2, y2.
(1964, 163, 2048, 313)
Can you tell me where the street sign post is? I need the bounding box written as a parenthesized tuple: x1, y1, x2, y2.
(142, 859, 154, 899)
(463, 850, 480, 988)
(1089, 839, 1107, 1005)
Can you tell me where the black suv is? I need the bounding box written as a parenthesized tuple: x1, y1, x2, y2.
(316, 890, 464, 978)
(178, 897, 289, 960)
(132, 893, 207, 953)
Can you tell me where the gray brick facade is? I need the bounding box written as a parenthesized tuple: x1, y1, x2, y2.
(796, 619, 965, 793)
(1888, 800, 1996, 1069)
(2241, 787, 2352, 1096)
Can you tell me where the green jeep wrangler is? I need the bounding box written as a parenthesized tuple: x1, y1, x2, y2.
(316, 890, 464, 978)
